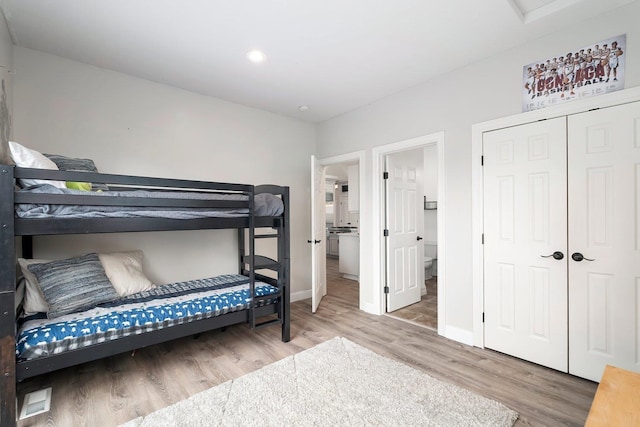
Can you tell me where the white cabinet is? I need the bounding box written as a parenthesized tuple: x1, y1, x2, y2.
(347, 165, 359, 212)
(338, 194, 350, 226)
(338, 194, 359, 227)
(482, 99, 640, 382)
(327, 234, 339, 257)
(338, 234, 359, 280)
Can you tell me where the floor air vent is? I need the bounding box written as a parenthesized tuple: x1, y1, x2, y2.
(19, 387, 52, 419)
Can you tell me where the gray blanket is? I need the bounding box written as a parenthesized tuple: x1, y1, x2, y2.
(16, 184, 284, 219)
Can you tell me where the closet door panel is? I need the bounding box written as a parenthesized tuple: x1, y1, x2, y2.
(483, 117, 568, 372)
(568, 101, 640, 382)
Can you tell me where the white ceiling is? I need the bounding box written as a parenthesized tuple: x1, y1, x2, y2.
(0, 0, 634, 122)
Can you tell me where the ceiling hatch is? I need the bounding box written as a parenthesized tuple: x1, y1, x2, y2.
(508, 0, 585, 23)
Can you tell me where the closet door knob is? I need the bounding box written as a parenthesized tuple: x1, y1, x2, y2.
(541, 251, 564, 260)
(417, 236, 423, 241)
(571, 252, 595, 262)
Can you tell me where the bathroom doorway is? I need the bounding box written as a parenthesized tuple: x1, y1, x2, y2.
(384, 145, 438, 330)
(373, 133, 445, 333)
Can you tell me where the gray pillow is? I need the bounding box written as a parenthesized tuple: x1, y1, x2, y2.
(43, 153, 109, 191)
(27, 253, 119, 318)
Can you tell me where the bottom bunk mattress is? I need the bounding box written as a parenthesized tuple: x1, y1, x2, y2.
(17, 274, 279, 362)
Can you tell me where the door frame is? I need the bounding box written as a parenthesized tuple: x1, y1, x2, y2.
(372, 132, 445, 336)
(471, 85, 640, 348)
(316, 150, 365, 308)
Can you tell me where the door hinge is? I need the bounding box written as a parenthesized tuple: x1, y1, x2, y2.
(383, 171, 389, 180)
(384, 286, 389, 294)
(481, 155, 484, 166)
(481, 233, 484, 244)
(482, 312, 485, 323)
(383, 229, 389, 237)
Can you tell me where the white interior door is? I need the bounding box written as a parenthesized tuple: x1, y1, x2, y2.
(311, 155, 327, 313)
(568, 101, 640, 381)
(483, 117, 569, 372)
(386, 149, 424, 312)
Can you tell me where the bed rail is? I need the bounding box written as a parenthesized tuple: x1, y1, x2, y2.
(7, 164, 261, 235)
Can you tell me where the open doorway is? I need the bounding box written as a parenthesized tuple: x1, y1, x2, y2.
(311, 152, 364, 313)
(324, 163, 360, 307)
(372, 132, 445, 335)
(383, 146, 438, 330)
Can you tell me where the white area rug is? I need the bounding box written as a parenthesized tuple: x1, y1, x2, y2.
(121, 337, 518, 426)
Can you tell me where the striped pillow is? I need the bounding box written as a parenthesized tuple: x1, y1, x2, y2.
(27, 253, 119, 318)
(43, 154, 109, 191)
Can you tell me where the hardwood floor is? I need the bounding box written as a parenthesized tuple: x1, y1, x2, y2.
(16, 262, 597, 427)
(385, 277, 438, 330)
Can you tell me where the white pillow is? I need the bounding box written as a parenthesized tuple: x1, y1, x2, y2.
(8, 141, 66, 189)
(17, 258, 50, 315)
(98, 251, 155, 296)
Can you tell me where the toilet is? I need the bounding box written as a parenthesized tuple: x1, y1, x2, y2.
(424, 243, 437, 280)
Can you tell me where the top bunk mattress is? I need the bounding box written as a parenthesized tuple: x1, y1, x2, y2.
(15, 184, 284, 219)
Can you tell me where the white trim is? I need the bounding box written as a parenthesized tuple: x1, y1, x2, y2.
(443, 325, 474, 347)
(319, 151, 364, 166)
(471, 85, 640, 348)
(436, 132, 446, 337)
(359, 300, 379, 315)
(372, 132, 446, 337)
(291, 289, 312, 303)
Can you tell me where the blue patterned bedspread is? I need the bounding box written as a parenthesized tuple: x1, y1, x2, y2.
(17, 274, 279, 361)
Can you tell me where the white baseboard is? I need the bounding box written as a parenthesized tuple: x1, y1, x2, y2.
(291, 289, 311, 303)
(359, 300, 382, 315)
(443, 325, 474, 346)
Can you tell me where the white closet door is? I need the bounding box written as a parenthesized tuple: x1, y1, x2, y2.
(568, 101, 640, 382)
(483, 117, 568, 372)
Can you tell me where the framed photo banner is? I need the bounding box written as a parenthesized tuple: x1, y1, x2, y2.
(522, 34, 626, 112)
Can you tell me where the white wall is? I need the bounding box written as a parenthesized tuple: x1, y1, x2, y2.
(0, 9, 12, 164)
(423, 145, 438, 200)
(316, 2, 640, 339)
(423, 145, 438, 242)
(12, 47, 315, 298)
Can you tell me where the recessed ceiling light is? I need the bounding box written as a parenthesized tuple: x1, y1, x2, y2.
(246, 50, 267, 63)
(298, 105, 310, 112)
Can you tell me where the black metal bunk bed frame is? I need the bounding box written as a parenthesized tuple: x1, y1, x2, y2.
(0, 165, 290, 426)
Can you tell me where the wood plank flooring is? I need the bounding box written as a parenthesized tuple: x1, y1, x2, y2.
(385, 277, 438, 330)
(16, 261, 597, 427)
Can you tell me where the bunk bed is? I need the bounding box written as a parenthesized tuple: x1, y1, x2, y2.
(0, 157, 291, 426)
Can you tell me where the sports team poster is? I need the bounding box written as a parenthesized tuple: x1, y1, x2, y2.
(522, 34, 626, 112)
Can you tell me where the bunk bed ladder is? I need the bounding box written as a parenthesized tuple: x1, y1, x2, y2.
(239, 204, 287, 333)
(253, 225, 285, 330)
(242, 229, 285, 330)
(247, 189, 257, 330)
